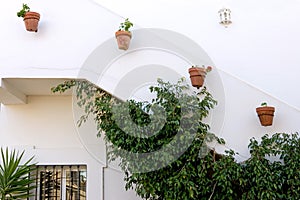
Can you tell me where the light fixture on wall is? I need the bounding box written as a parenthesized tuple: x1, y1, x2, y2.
(218, 8, 232, 28)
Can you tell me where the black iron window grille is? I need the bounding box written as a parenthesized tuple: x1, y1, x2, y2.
(32, 165, 87, 200)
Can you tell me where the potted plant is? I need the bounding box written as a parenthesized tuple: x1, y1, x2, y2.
(17, 3, 40, 32)
(115, 18, 133, 50)
(256, 102, 275, 126)
(188, 65, 212, 89)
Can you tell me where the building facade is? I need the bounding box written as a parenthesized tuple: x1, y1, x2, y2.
(1, 0, 300, 199)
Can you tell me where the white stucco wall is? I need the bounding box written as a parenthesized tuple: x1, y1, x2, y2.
(93, 0, 300, 110)
(1, 0, 300, 199)
(2, 0, 300, 108)
(0, 96, 102, 199)
(217, 71, 300, 160)
(0, 95, 139, 200)
(0, 0, 120, 78)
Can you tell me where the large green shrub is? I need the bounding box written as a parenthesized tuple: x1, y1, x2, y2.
(52, 79, 300, 199)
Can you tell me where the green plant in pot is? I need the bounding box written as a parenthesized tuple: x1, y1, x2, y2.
(256, 102, 275, 126)
(115, 18, 133, 50)
(188, 65, 212, 89)
(17, 3, 40, 32)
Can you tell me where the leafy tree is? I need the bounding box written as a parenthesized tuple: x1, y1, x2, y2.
(52, 79, 300, 199)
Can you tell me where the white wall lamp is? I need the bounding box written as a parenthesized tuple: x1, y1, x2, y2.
(218, 8, 232, 28)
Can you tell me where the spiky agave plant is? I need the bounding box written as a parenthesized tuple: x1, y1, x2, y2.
(0, 148, 36, 200)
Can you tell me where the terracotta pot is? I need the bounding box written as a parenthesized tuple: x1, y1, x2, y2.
(24, 11, 40, 32)
(256, 106, 275, 126)
(115, 30, 132, 50)
(188, 67, 207, 89)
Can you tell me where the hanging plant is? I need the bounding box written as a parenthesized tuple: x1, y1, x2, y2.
(188, 65, 212, 89)
(17, 3, 40, 32)
(256, 102, 275, 126)
(115, 18, 133, 50)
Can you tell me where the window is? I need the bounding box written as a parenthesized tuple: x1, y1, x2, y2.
(32, 165, 87, 200)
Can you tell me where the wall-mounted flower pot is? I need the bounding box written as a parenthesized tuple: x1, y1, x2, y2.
(17, 4, 40, 32)
(115, 30, 132, 50)
(23, 11, 40, 32)
(256, 104, 275, 126)
(188, 66, 212, 89)
(115, 18, 133, 50)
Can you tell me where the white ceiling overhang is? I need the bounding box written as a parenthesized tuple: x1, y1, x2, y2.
(0, 78, 73, 105)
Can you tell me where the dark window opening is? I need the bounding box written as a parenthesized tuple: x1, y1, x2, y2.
(32, 165, 87, 200)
